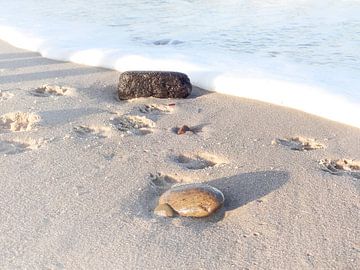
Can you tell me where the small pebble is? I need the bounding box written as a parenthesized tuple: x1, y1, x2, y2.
(177, 125, 191, 135)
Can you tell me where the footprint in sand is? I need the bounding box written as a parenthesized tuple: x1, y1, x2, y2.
(273, 136, 325, 151)
(0, 138, 43, 155)
(110, 115, 155, 135)
(0, 90, 14, 101)
(149, 173, 183, 194)
(320, 158, 360, 179)
(73, 125, 111, 139)
(74, 185, 90, 196)
(31, 84, 74, 97)
(138, 104, 174, 114)
(0, 112, 40, 133)
(172, 153, 225, 170)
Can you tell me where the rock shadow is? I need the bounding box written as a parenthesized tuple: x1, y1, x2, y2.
(171, 123, 210, 135)
(187, 86, 211, 99)
(209, 170, 289, 212)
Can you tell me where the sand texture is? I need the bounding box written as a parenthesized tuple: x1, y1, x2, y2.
(0, 40, 359, 269)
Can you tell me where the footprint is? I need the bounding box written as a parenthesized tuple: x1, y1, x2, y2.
(103, 152, 115, 161)
(110, 115, 155, 135)
(273, 136, 325, 151)
(172, 153, 224, 170)
(149, 173, 182, 194)
(31, 84, 74, 97)
(0, 138, 42, 155)
(73, 125, 111, 139)
(320, 159, 360, 179)
(0, 90, 14, 101)
(138, 104, 173, 114)
(74, 185, 90, 196)
(45, 261, 65, 270)
(0, 112, 40, 133)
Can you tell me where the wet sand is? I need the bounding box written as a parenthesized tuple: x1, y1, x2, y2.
(0, 40, 359, 269)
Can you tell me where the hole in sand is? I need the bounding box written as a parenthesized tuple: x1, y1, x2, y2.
(0, 112, 40, 133)
(173, 153, 225, 170)
(0, 138, 43, 155)
(149, 173, 182, 194)
(274, 136, 325, 151)
(74, 185, 90, 196)
(138, 104, 173, 114)
(31, 85, 74, 97)
(320, 159, 360, 179)
(73, 125, 111, 138)
(110, 115, 155, 135)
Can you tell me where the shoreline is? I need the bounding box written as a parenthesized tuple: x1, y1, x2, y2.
(1, 26, 359, 129)
(0, 40, 359, 269)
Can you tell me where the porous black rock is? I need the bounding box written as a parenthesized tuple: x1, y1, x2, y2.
(118, 71, 192, 100)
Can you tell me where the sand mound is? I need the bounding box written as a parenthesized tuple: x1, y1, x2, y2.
(0, 112, 40, 132)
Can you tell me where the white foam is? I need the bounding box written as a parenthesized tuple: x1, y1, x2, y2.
(0, 26, 43, 52)
(0, 0, 359, 128)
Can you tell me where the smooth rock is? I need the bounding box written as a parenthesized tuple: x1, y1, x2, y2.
(154, 203, 175, 217)
(118, 71, 192, 100)
(157, 183, 224, 218)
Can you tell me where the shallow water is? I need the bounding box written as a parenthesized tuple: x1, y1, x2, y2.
(0, 0, 359, 127)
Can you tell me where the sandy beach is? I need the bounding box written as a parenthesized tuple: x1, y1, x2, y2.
(0, 39, 359, 269)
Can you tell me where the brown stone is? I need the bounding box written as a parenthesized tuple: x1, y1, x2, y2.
(156, 183, 224, 218)
(154, 204, 175, 217)
(177, 125, 191, 135)
(118, 71, 192, 100)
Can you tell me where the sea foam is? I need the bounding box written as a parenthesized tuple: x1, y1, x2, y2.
(0, 0, 359, 128)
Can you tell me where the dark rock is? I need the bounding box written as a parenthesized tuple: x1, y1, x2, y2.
(118, 71, 192, 100)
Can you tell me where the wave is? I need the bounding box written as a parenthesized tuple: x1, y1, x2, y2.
(0, 0, 359, 128)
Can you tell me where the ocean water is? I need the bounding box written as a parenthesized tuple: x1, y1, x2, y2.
(0, 0, 359, 127)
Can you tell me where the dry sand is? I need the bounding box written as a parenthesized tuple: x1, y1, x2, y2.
(0, 40, 359, 269)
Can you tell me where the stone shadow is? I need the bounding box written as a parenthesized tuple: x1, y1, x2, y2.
(188, 86, 211, 99)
